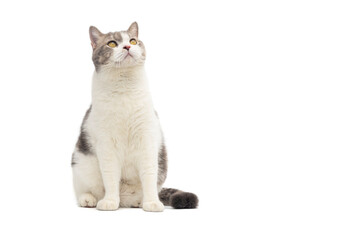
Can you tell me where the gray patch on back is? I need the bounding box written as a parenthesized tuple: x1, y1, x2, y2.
(157, 141, 168, 185)
(156, 112, 167, 185)
(71, 152, 76, 166)
(75, 106, 93, 156)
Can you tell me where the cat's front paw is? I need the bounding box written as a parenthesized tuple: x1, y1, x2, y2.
(96, 198, 120, 211)
(142, 200, 164, 212)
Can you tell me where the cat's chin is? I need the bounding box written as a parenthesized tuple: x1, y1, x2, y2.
(113, 60, 143, 69)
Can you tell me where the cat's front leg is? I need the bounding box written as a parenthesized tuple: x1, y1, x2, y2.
(96, 141, 121, 211)
(138, 148, 164, 212)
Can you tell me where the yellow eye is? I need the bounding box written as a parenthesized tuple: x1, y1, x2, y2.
(130, 39, 137, 45)
(107, 41, 117, 48)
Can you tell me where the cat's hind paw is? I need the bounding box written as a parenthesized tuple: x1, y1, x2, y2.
(79, 193, 97, 208)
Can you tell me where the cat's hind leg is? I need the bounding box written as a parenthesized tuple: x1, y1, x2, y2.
(78, 193, 97, 207)
(119, 182, 143, 208)
(72, 151, 105, 208)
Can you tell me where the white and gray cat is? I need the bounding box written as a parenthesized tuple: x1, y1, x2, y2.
(71, 22, 198, 211)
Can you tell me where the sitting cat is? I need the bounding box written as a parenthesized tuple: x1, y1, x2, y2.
(71, 22, 198, 211)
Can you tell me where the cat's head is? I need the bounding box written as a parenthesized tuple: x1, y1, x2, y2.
(89, 22, 146, 71)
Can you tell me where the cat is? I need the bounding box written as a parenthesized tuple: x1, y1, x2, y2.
(71, 22, 198, 211)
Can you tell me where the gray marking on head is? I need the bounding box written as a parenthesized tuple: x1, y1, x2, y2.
(91, 31, 127, 71)
(113, 32, 123, 42)
(138, 40, 146, 58)
(90, 23, 146, 71)
(92, 44, 113, 71)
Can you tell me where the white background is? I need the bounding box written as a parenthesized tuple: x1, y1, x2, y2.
(0, 0, 359, 239)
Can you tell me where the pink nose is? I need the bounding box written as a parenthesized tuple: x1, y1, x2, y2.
(123, 45, 131, 50)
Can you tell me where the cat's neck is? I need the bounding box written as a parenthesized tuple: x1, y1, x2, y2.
(92, 65, 149, 95)
(95, 65, 146, 82)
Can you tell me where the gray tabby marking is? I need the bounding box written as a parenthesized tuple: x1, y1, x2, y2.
(71, 153, 76, 166)
(159, 188, 199, 209)
(113, 32, 123, 42)
(157, 143, 168, 185)
(92, 45, 113, 71)
(76, 106, 92, 155)
(90, 25, 146, 72)
(159, 188, 178, 206)
(91, 31, 125, 71)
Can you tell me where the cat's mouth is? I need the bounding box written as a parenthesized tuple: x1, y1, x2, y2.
(124, 52, 132, 58)
(114, 52, 135, 65)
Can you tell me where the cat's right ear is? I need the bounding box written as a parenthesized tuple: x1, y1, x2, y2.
(89, 26, 103, 50)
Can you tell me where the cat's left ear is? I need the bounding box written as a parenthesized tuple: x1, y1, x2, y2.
(89, 26, 103, 50)
(127, 22, 138, 38)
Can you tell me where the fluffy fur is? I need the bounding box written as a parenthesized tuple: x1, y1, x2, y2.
(159, 188, 199, 209)
(71, 22, 198, 211)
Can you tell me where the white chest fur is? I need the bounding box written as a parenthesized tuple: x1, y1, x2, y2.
(87, 66, 161, 183)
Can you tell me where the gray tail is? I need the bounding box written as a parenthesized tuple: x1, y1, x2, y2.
(159, 188, 199, 209)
